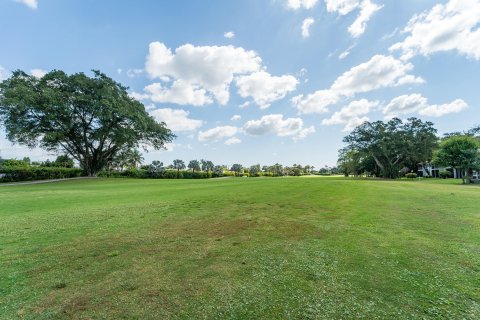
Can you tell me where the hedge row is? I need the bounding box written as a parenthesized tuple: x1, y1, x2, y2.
(98, 169, 220, 179)
(0, 167, 83, 182)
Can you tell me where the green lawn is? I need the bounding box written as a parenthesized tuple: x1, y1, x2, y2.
(1, 177, 479, 319)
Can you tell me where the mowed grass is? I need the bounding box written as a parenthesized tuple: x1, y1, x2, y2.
(1, 177, 479, 319)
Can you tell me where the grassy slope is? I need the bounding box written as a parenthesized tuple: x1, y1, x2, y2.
(0, 177, 479, 319)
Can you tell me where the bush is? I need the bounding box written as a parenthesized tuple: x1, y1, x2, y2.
(98, 168, 214, 179)
(439, 170, 453, 179)
(0, 167, 83, 182)
(405, 172, 418, 179)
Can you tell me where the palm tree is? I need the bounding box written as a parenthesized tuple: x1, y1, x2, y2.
(188, 160, 201, 173)
(127, 149, 144, 169)
(172, 159, 185, 177)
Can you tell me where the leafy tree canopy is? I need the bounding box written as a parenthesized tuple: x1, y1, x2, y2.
(0, 70, 174, 176)
(342, 117, 438, 179)
(433, 135, 479, 184)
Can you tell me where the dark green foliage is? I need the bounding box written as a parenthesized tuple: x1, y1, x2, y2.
(434, 135, 479, 184)
(0, 70, 174, 176)
(54, 155, 74, 168)
(98, 169, 212, 179)
(230, 164, 243, 176)
(342, 118, 438, 179)
(0, 166, 83, 182)
(188, 160, 201, 173)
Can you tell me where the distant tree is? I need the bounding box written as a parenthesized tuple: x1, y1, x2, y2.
(188, 160, 201, 173)
(173, 159, 185, 177)
(213, 165, 225, 176)
(201, 159, 214, 173)
(249, 164, 261, 177)
(0, 70, 174, 176)
(22, 157, 31, 165)
(230, 164, 243, 176)
(272, 163, 283, 177)
(54, 154, 74, 168)
(433, 135, 479, 184)
(147, 160, 164, 177)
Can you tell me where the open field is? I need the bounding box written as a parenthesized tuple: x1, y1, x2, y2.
(1, 177, 479, 319)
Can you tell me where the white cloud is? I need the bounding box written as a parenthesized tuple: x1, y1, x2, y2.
(390, 0, 480, 60)
(330, 55, 423, 96)
(224, 31, 235, 39)
(15, 0, 37, 9)
(149, 108, 203, 132)
(231, 115, 242, 121)
(225, 137, 241, 145)
(301, 17, 315, 38)
(383, 93, 427, 117)
(287, 0, 318, 10)
(339, 50, 350, 60)
(126, 68, 144, 78)
(144, 81, 213, 106)
(322, 99, 379, 131)
(0, 65, 10, 81)
(292, 90, 339, 114)
(30, 68, 47, 78)
(145, 42, 262, 106)
(198, 125, 238, 142)
(325, 0, 382, 37)
(239, 101, 250, 109)
(383, 93, 468, 118)
(419, 99, 468, 117)
(348, 0, 383, 37)
(293, 55, 423, 114)
(243, 114, 315, 141)
(235, 71, 298, 108)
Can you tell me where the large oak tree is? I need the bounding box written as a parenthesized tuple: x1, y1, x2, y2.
(342, 118, 438, 179)
(0, 70, 174, 176)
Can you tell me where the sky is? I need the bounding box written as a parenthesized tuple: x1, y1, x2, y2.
(0, 0, 479, 168)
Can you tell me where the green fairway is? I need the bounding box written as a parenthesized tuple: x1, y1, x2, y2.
(1, 177, 479, 319)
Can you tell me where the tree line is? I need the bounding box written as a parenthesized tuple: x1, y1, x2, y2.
(338, 117, 480, 183)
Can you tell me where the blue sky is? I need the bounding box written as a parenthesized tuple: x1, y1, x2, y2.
(1, 0, 479, 168)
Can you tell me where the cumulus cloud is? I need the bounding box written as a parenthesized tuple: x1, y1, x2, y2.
(145, 42, 261, 106)
(383, 93, 468, 118)
(293, 55, 423, 114)
(225, 137, 241, 145)
(390, 0, 480, 60)
(224, 31, 235, 39)
(149, 108, 203, 132)
(287, 0, 318, 10)
(325, 0, 382, 37)
(419, 99, 468, 117)
(292, 90, 339, 114)
(231, 115, 242, 121)
(198, 126, 238, 142)
(243, 114, 315, 141)
(322, 99, 379, 131)
(15, 0, 37, 9)
(143, 81, 213, 106)
(30, 68, 47, 78)
(301, 17, 315, 38)
(235, 71, 298, 108)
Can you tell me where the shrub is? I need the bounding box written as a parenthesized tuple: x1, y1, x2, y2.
(439, 170, 453, 179)
(0, 167, 83, 182)
(405, 172, 417, 179)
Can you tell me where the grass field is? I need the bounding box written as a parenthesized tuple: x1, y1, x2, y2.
(1, 177, 479, 319)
